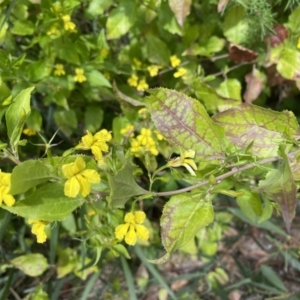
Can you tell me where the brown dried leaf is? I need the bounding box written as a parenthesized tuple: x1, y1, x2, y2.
(243, 67, 264, 103)
(168, 0, 192, 27)
(228, 43, 258, 63)
(265, 24, 289, 48)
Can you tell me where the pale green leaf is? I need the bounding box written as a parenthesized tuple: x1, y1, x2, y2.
(277, 47, 300, 80)
(106, 0, 137, 40)
(86, 70, 111, 88)
(5, 87, 34, 147)
(4, 183, 85, 221)
(168, 0, 191, 27)
(86, 0, 113, 16)
(25, 108, 42, 131)
(147, 88, 225, 159)
(216, 78, 242, 101)
(146, 34, 171, 65)
(161, 193, 214, 253)
(10, 160, 55, 195)
(258, 197, 273, 223)
(108, 162, 148, 207)
(236, 189, 263, 223)
(223, 6, 248, 44)
(11, 20, 35, 36)
(212, 103, 299, 158)
(287, 6, 300, 34)
(10, 254, 48, 277)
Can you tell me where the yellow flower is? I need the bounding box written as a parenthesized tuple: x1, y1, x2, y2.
(47, 26, 59, 36)
(28, 219, 48, 243)
(54, 64, 65, 76)
(147, 65, 161, 77)
(0, 171, 15, 207)
(23, 128, 37, 136)
(115, 211, 149, 246)
(62, 15, 76, 32)
(74, 68, 87, 83)
(62, 156, 100, 198)
(297, 38, 300, 49)
(100, 48, 109, 58)
(120, 124, 134, 137)
(138, 128, 152, 146)
(154, 130, 164, 141)
(128, 74, 138, 87)
(167, 149, 197, 176)
(138, 108, 147, 119)
(133, 58, 142, 67)
(170, 55, 181, 68)
(137, 79, 149, 91)
(130, 128, 159, 156)
(76, 130, 112, 162)
(174, 67, 187, 78)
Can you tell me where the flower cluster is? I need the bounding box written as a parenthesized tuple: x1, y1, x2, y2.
(62, 15, 76, 32)
(54, 64, 66, 76)
(76, 129, 112, 164)
(115, 211, 149, 246)
(130, 128, 159, 156)
(0, 171, 15, 207)
(62, 156, 100, 198)
(167, 149, 198, 176)
(29, 219, 48, 243)
(170, 55, 187, 78)
(127, 74, 149, 91)
(120, 124, 134, 138)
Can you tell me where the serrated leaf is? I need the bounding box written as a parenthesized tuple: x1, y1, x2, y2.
(212, 103, 299, 158)
(108, 162, 148, 207)
(106, 0, 137, 40)
(168, 0, 191, 27)
(259, 147, 297, 232)
(161, 193, 214, 253)
(277, 47, 300, 80)
(3, 183, 84, 221)
(147, 252, 171, 265)
(236, 189, 263, 223)
(10, 160, 55, 195)
(5, 87, 34, 147)
(10, 254, 48, 277)
(147, 88, 225, 159)
(216, 78, 242, 101)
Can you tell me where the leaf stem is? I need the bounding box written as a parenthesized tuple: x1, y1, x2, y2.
(154, 150, 300, 197)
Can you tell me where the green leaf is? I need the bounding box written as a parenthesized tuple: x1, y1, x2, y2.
(216, 79, 242, 101)
(5, 87, 34, 147)
(161, 193, 214, 253)
(106, 0, 137, 40)
(10, 254, 48, 277)
(258, 197, 273, 223)
(287, 6, 300, 34)
(259, 147, 297, 232)
(236, 189, 263, 223)
(212, 103, 299, 158)
(84, 106, 103, 133)
(86, 70, 111, 88)
(86, 0, 113, 16)
(4, 183, 85, 221)
(277, 47, 300, 80)
(26, 108, 42, 131)
(26, 60, 52, 82)
(223, 5, 248, 44)
(193, 81, 239, 113)
(147, 88, 225, 159)
(168, 0, 191, 27)
(260, 265, 287, 292)
(108, 162, 148, 207)
(53, 109, 77, 137)
(10, 160, 55, 195)
(26, 284, 49, 300)
(146, 34, 171, 65)
(11, 20, 35, 36)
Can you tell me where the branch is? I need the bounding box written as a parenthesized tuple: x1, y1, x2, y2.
(154, 150, 300, 197)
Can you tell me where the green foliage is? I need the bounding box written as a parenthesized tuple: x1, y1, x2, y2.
(1, 1, 300, 299)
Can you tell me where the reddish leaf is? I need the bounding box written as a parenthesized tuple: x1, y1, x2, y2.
(228, 43, 258, 63)
(265, 24, 288, 48)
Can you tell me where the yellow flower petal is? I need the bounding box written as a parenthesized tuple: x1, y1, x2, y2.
(3, 194, 15, 207)
(81, 169, 101, 184)
(31, 221, 47, 243)
(64, 177, 80, 197)
(125, 224, 137, 245)
(94, 129, 112, 142)
(135, 224, 149, 241)
(115, 223, 130, 240)
(74, 156, 86, 171)
(182, 163, 196, 176)
(124, 212, 135, 223)
(91, 145, 103, 161)
(76, 174, 91, 197)
(134, 211, 146, 223)
(80, 131, 94, 149)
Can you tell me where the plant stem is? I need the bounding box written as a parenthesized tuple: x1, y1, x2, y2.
(154, 150, 300, 197)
